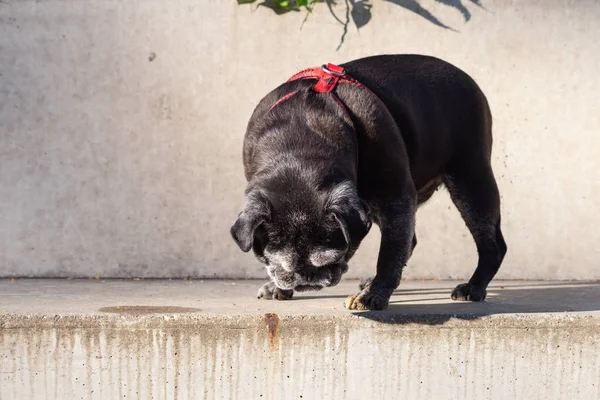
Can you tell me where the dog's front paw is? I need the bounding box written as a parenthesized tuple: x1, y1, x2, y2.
(451, 283, 486, 301)
(257, 281, 294, 301)
(344, 288, 390, 310)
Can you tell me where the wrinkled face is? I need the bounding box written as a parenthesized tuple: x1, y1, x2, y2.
(230, 181, 371, 292)
(253, 211, 350, 291)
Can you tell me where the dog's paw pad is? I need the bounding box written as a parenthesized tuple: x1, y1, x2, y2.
(257, 282, 293, 301)
(451, 283, 486, 301)
(344, 290, 389, 310)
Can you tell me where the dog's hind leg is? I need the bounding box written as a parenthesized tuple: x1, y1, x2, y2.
(443, 163, 507, 301)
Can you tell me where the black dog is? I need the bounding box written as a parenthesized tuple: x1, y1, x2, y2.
(231, 55, 507, 310)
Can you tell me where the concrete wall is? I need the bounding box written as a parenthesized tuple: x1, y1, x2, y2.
(1, 0, 599, 279)
(3, 314, 599, 400)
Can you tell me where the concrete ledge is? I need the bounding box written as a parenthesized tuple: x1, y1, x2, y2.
(2, 280, 600, 399)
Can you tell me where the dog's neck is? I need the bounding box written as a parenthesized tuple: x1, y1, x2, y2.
(250, 155, 353, 194)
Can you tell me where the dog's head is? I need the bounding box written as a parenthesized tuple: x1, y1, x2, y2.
(230, 180, 371, 291)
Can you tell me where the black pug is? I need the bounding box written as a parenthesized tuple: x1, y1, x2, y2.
(230, 54, 507, 310)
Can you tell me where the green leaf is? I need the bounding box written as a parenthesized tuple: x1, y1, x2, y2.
(241, 0, 318, 14)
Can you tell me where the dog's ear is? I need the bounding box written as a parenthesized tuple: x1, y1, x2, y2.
(230, 189, 271, 252)
(326, 182, 372, 247)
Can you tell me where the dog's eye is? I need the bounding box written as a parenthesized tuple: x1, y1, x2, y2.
(309, 248, 346, 267)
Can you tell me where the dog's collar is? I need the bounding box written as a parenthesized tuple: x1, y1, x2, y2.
(268, 63, 389, 119)
(269, 64, 359, 113)
(289, 63, 349, 93)
(268, 63, 391, 176)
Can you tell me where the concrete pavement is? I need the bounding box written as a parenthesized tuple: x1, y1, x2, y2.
(1, 279, 599, 399)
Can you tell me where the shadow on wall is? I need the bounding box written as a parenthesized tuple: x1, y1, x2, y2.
(243, 0, 487, 49)
(385, 0, 485, 31)
(296, 281, 600, 325)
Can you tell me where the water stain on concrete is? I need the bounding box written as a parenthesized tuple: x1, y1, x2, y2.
(98, 306, 200, 315)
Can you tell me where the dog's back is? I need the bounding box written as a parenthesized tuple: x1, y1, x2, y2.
(342, 54, 492, 191)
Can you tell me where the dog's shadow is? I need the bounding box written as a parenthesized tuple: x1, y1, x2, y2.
(296, 281, 600, 325)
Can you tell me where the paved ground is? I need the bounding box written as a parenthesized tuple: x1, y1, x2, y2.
(1, 278, 599, 318)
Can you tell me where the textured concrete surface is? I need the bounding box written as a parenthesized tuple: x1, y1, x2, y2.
(2, 279, 600, 317)
(1, 280, 600, 399)
(1, 0, 600, 279)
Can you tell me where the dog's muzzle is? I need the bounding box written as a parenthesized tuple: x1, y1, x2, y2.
(268, 263, 348, 291)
